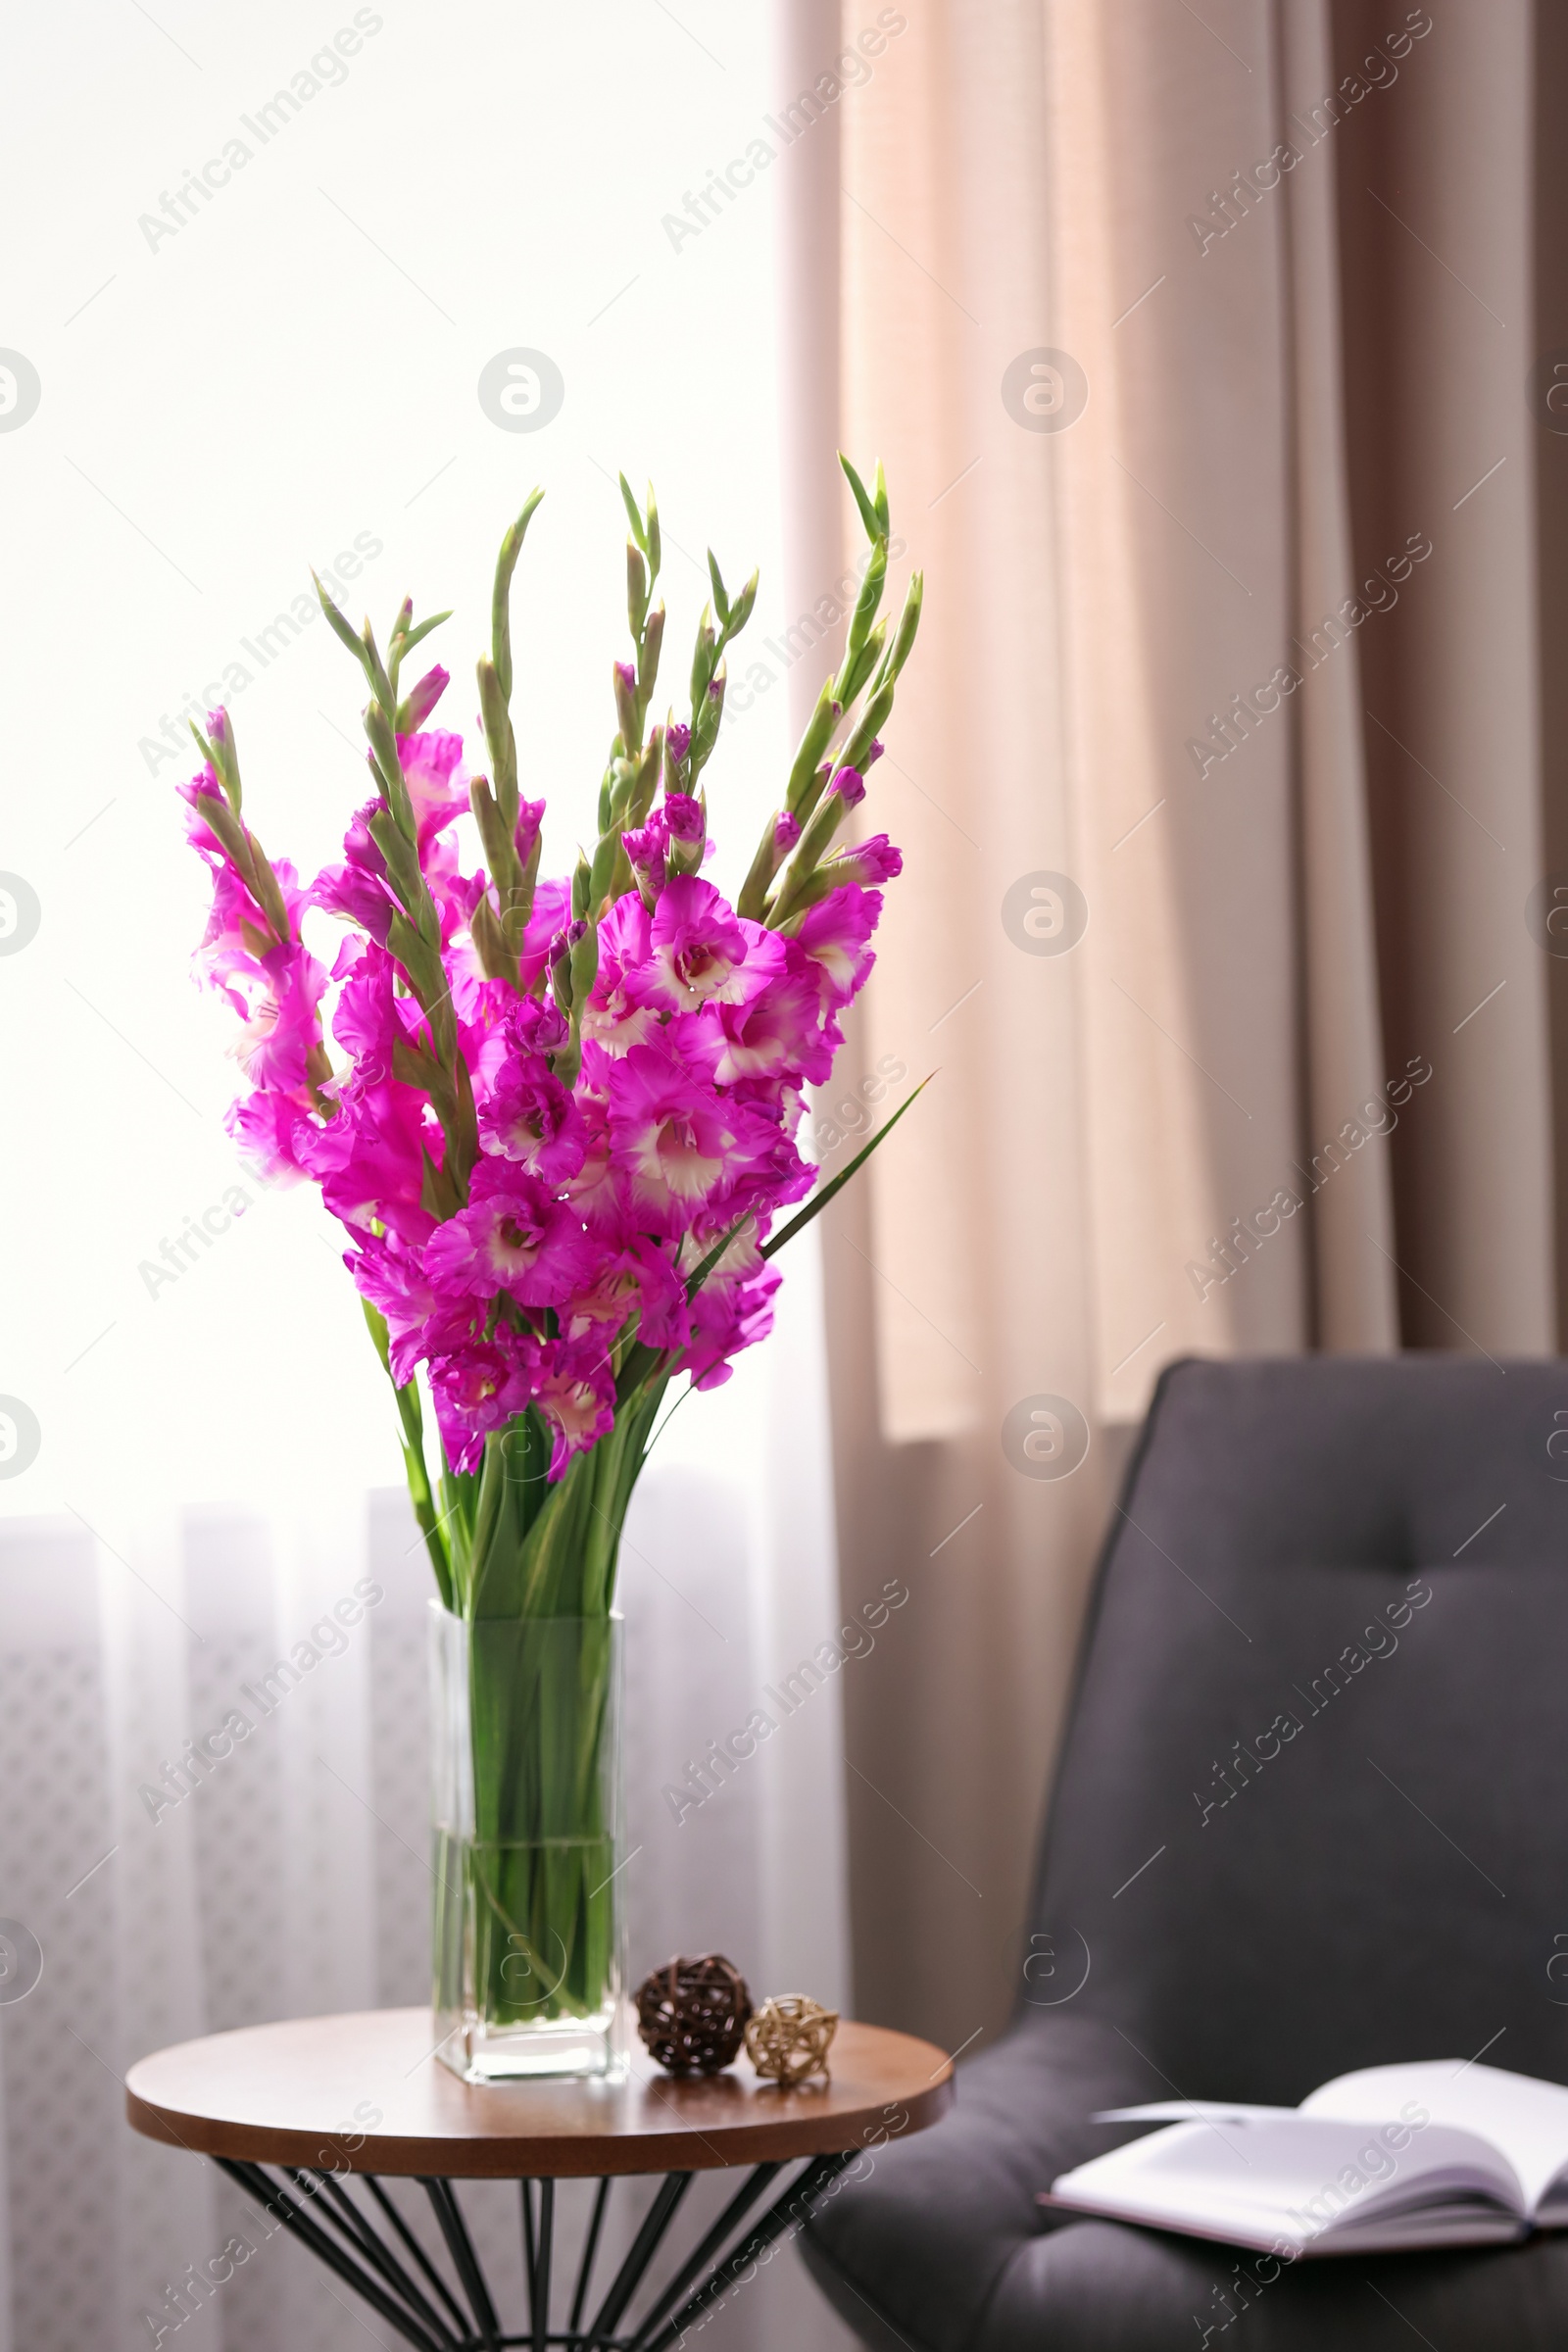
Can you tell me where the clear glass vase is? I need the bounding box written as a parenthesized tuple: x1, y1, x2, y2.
(429, 1603, 627, 2082)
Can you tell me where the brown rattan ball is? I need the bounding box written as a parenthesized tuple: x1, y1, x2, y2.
(635, 1954, 753, 2074)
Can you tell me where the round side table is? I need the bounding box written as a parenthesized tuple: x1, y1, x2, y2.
(126, 2006, 955, 2351)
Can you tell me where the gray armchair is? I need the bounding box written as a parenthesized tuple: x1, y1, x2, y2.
(805, 1355, 1568, 2348)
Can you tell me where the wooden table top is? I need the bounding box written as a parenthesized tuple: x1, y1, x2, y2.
(125, 2007, 956, 2179)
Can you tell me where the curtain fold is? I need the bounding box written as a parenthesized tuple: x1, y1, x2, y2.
(817, 0, 1558, 2052)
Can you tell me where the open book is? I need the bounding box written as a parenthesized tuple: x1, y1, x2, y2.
(1044, 2061, 1568, 2255)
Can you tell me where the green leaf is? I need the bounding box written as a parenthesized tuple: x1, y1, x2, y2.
(400, 609, 452, 657)
(683, 1211, 755, 1301)
(760, 1076, 932, 1260)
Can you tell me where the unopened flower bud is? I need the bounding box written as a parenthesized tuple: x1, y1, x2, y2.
(666, 722, 691, 761)
(664, 792, 705, 845)
(829, 766, 866, 808)
(773, 810, 802, 852)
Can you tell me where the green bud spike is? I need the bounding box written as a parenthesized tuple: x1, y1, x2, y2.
(571, 853, 592, 921)
(839, 452, 881, 545)
(476, 657, 518, 823)
(873, 458, 890, 535)
(364, 702, 415, 836)
(629, 731, 662, 826)
(707, 549, 731, 625)
(872, 570, 923, 692)
(589, 829, 621, 911)
(627, 541, 649, 636)
(618, 471, 648, 554)
(313, 569, 365, 662)
(838, 680, 895, 775)
(728, 566, 760, 635)
(785, 679, 841, 813)
(492, 488, 545, 705)
(839, 613, 888, 710)
(639, 603, 664, 706)
(645, 482, 661, 584)
(612, 660, 639, 756)
(360, 620, 395, 716)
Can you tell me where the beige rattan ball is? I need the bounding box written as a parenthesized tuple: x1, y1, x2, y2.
(743, 1994, 839, 2087)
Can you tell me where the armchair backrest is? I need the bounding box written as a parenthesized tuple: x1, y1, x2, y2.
(1028, 1356, 1568, 2099)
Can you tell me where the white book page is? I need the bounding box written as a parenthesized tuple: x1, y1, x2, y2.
(1303, 2063, 1568, 2217)
(1050, 2116, 1525, 2252)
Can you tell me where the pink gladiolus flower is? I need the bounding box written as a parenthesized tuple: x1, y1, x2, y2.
(828, 765, 865, 808)
(423, 1158, 592, 1305)
(517, 876, 572, 991)
(663, 792, 706, 846)
(622, 814, 667, 901)
(581, 895, 659, 1058)
(346, 1238, 443, 1384)
(478, 1056, 587, 1181)
(300, 1080, 437, 1246)
(665, 722, 691, 761)
(314, 802, 396, 944)
(427, 1327, 540, 1473)
(773, 809, 801, 852)
(793, 884, 882, 1008)
(533, 1332, 617, 1477)
(677, 1221, 780, 1390)
(228, 942, 328, 1098)
(713, 952, 833, 1085)
(639, 876, 753, 1011)
(816, 834, 904, 891)
(400, 664, 449, 731)
(514, 796, 545, 865)
(226, 1087, 314, 1182)
(564, 1236, 688, 1350)
(397, 730, 469, 853)
(607, 1044, 756, 1228)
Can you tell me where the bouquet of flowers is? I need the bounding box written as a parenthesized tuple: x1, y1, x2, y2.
(179, 458, 921, 2069)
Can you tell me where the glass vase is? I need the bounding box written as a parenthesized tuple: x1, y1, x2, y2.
(430, 1602, 626, 2082)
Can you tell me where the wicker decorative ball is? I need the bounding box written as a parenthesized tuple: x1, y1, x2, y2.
(743, 1994, 839, 2087)
(635, 1954, 753, 2074)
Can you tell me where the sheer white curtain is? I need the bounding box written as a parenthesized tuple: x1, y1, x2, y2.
(0, 2, 855, 2343)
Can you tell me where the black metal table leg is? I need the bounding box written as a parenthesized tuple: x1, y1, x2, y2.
(221, 2147, 861, 2348)
(638, 2150, 857, 2352)
(218, 2160, 449, 2352)
(569, 2178, 612, 2338)
(421, 2177, 503, 2350)
(587, 2171, 693, 2344)
(365, 2175, 475, 2343)
(533, 2178, 554, 2350)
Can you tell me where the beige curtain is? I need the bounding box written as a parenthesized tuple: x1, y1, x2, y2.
(783, 0, 1558, 2051)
